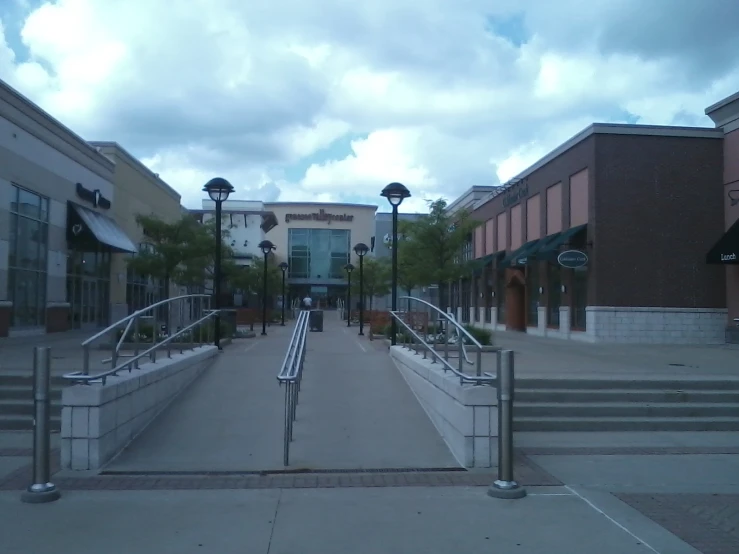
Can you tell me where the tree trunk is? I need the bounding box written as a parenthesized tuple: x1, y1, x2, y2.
(164, 272, 171, 336)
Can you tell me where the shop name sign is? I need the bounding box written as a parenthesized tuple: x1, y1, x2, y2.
(502, 183, 530, 208)
(557, 250, 588, 269)
(285, 209, 354, 224)
(76, 182, 111, 210)
(721, 253, 737, 261)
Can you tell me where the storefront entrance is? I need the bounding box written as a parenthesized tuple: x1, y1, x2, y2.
(66, 249, 111, 330)
(505, 269, 526, 331)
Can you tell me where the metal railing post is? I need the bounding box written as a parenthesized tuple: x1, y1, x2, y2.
(21, 347, 61, 504)
(133, 316, 140, 369)
(110, 331, 118, 369)
(488, 349, 526, 500)
(82, 345, 90, 376)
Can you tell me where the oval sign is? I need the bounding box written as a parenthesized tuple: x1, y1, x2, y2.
(557, 249, 588, 268)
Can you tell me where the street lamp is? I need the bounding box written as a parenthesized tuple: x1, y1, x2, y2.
(202, 177, 234, 350)
(258, 240, 276, 336)
(353, 242, 369, 336)
(278, 261, 288, 326)
(344, 263, 354, 327)
(380, 182, 411, 346)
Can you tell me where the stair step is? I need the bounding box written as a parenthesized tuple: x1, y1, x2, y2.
(515, 378, 739, 391)
(515, 402, 739, 418)
(0, 414, 61, 431)
(513, 416, 739, 432)
(0, 399, 62, 416)
(0, 386, 62, 401)
(515, 388, 739, 403)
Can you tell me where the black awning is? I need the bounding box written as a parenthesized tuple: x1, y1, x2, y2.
(499, 239, 540, 268)
(68, 202, 138, 253)
(706, 218, 739, 264)
(537, 224, 587, 261)
(471, 252, 499, 276)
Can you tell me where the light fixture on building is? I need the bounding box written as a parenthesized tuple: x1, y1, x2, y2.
(561, 285, 567, 293)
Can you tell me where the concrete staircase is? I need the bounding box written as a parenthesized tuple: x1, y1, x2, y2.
(0, 373, 64, 431)
(514, 377, 739, 432)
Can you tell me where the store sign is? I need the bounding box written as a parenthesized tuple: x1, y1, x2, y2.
(721, 253, 737, 261)
(76, 182, 111, 210)
(502, 182, 530, 208)
(557, 249, 588, 268)
(285, 209, 354, 224)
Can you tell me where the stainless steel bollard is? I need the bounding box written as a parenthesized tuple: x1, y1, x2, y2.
(21, 347, 61, 504)
(488, 349, 526, 500)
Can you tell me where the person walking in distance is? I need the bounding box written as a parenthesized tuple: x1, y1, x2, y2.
(302, 294, 313, 310)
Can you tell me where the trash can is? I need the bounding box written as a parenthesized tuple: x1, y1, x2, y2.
(309, 309, 324, 332)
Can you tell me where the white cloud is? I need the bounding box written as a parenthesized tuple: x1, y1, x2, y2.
(0, 0, 738, 212)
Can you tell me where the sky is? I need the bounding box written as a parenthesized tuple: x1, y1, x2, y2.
(1, 0, 738, 213)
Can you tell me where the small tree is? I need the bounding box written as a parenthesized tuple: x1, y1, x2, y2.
(351, 257, 391, 312)
(230, 257, 282, 309)
(399, 198, 480, 310)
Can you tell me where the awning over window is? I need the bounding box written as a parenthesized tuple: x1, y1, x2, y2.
(471, 251, 505, 276)
(499, 239, 541, 268)
(706, 218, 739, 264)
(537, 224, 588, 261)
(67, 202, 138, 253)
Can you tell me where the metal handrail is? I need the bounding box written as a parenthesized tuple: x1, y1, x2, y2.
(400, 296, 485, 350)
(63, 309, 221, 385)
(389, 311, 494, 386)
(277, 310, 311, 465)
(80, 294, 212, 375)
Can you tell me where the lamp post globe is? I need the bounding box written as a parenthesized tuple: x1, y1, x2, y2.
(353, 243, 369, 336)
(202, 177, 234, 350)
(344, 263, 354, 327)
(278, 262, 289, 326)
(381, 182, 411, 346)
(257, 240, 276, 336)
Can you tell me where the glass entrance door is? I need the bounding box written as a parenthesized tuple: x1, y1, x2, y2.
(81, 278, 98, 327)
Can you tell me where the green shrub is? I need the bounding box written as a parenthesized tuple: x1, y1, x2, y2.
(462, 324, 492, 346)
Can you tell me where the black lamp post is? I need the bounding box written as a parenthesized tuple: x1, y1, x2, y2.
(278, 261, 288, 326)
(344, 263, 354, 327)
(202, 177, 234, 350)
(380, 182, 411, 346)
(353, 242, 369, 335)
(258, 240, 276, 335)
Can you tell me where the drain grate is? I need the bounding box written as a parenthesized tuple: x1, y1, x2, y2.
(100, 467, 467, 477)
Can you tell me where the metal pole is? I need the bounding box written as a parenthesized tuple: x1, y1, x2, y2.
(21, 347, 61, 504)
(214, 199, 223, 350)
(281, 270, 286, 326)
(346, 272, 352, 327)
(261, 252, 268, 336)
(488, 349, 526, 499)
(358, 255, 365, 335)
(391, 206, 398, 346)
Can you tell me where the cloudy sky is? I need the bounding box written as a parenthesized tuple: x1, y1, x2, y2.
(1, 0, 738, 213)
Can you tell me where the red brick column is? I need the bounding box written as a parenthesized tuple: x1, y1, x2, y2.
(0, 301, 10, 337)
(46, 302, 71, 333)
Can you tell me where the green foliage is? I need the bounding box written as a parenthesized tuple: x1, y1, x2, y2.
(462, 324, 493, 346)
(397, 198, 480, 306)
(115, 318, 234, 343)
(229, 257, 282, 298)
(350, 257, 391, 299)
(126, 213, 235, 288)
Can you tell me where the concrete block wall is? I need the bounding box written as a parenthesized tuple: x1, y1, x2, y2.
(389, 345, 497, 468)
(587, 307, 727, 344)
(61, 345, 218, 470)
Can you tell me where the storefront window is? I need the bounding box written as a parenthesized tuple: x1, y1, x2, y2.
(547, 264, 561, 327)
(527, 266, 539, 327)
(572, 269, 588, 330)
(66, 246, 111, 329)
(496, 270, 506, 324)
(7, 185, 49, 327)
(287, 228, 350, 280)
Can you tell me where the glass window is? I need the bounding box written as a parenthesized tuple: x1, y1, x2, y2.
(547, 265, 561, 327)
(572, 269, 588, 330)
(288, 255, 309, 278)
(7, 185, 49, 328)
(496, 270, 506, 324)
(527, 266, 539, 327)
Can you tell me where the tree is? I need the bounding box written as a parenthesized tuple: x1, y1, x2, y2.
(351, 257, 391, 312)
(398, 198, 480, 310)
(126, 213, 234, 325)
(396, 238, 423, 312)
(229, 257, 282, 308)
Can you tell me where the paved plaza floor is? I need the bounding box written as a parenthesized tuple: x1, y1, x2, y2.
(1, 315, 739, 553)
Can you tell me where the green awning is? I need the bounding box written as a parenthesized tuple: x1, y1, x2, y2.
(471, 252, 501, 276)
(499, 239, 541, 268)
(537, 224, 588, 261)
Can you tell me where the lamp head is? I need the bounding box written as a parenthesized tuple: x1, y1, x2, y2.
(278, 262, 288, 272)
(380, 182, 411, 207)
(258, 239, 276, 255)
(353, 242, 369, 258)
(344, 263, 355, 274)
(203, 177, 234, 203)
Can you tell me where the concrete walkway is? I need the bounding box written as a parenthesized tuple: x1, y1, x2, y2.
(104, 317, 458, 473)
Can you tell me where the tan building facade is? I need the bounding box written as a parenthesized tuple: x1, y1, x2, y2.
(263, 202, 377, 307)
(90, 142, 183, 323)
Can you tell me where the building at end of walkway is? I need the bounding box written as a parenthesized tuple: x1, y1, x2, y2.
(459, 122, 727, 344)
(0, 79, 183, 337)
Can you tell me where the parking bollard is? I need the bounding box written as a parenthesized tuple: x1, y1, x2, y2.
(488, 349, 526, 500)
(21, 347, 61, 504)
